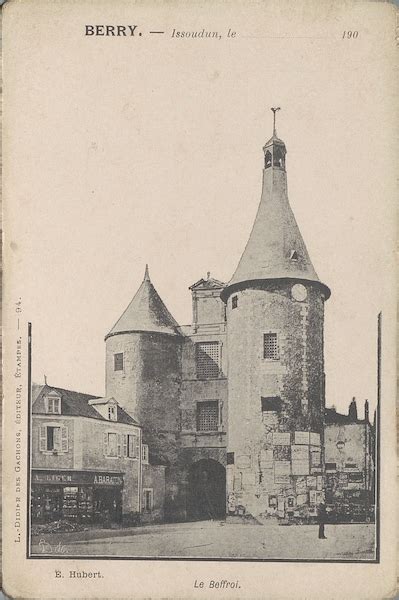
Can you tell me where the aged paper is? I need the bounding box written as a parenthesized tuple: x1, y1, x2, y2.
(2, 0, 397, 598)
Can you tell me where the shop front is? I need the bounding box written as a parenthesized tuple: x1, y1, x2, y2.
(31, 470, 124, 524)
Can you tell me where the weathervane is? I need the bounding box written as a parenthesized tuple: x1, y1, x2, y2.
(271, 107, 281, 136)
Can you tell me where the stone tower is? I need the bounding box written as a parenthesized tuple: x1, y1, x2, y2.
(105, 265, 182, 470)
(221, 112, 330, 518)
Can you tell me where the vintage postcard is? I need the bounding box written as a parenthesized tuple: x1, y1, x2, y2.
(2, 0, 397, 598)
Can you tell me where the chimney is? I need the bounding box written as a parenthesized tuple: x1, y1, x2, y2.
(348, 397, 358, 421)
(364, 399, 369, 422)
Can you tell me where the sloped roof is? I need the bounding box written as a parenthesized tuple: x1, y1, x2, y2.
(106, 265, 180, 339)
(221, 146, 330, 301)
(32, 384, 138, 426)
(325, 407, 366, 425)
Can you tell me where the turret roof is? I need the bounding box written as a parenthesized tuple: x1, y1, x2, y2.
(221, 136, 330, 301)
(106, 265, 180, 339)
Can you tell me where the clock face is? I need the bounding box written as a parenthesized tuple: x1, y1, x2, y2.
(291, 283, 307, 301)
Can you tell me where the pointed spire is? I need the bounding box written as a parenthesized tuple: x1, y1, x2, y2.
(144, 263, 150, 281)
(106, 268, 180, 339)
(221, 119, 330, 302)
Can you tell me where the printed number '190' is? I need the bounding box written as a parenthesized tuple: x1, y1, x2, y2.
(343, 31, 359, 39)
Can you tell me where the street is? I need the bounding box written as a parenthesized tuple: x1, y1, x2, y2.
(31, 519, 376, 561)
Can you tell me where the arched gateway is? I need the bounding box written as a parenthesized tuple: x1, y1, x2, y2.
(187, 459, 226, 520)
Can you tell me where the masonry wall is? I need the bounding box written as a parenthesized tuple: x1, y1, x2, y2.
(225, 282, 326, 518)
(106, 331, 182, 518)
(141, 464, 166, 523)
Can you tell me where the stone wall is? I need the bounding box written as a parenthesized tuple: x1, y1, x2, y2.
(225, 281, 326, 517)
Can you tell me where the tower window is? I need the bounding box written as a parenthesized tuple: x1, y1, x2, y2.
(261, 397, 281, 412)
(264, 150, 272, 169)
(114, 353, 124, 371)
(197, 400, 219, 431)
(263, 333, 279, 360)
(196, 342, 220, 378)
(273, 147, 285, 169)
(232, 295, 238, 309)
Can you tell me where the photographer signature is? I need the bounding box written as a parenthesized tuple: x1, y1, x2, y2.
(39, 539, 68, 554)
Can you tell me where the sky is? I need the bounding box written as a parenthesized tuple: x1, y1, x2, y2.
(6, 1, 396, 418)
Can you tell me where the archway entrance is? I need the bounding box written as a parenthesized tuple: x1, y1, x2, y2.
(187, 459, 226, 520)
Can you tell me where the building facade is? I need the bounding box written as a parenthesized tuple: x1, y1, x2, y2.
(31, 384, 165, 524)
(324, 399, 375, 521)
(104, 121, 334, 521)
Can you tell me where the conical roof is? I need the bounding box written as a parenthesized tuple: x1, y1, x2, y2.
(105, 265, 180, 339)
(221, 160, 330, 301)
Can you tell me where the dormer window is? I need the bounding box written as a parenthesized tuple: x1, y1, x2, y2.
(44, 393, 61, 414)
(108, 405, 117, 421)
(290, 250, 299, 261)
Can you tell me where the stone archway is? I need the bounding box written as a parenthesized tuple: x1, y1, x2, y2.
(187, 459, 226, 520)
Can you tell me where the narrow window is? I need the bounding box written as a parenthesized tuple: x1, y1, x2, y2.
(142, 444, 149, 463)
(263, 333, 279, 360)
(143, 489, 153, 511)
(127, 434, 139, 458)
(108, 405, 117, 421)
(114, 353, 124, 371)
(196, 342, 220, 379)
(105, 432, 118, 457)
(197, 400, 219, 432)
(265, 150, 272, 169)
(232, 295, 238, 309)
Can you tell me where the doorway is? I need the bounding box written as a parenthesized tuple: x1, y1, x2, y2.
(187, 459, 226, 520)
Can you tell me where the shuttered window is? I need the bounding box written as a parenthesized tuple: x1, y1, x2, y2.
(197, 401, 219, 431)
(126, 434, 140, 458)
(39, 425, 68, 452)
(196, 342, 220, 379)
(104, 432, 118, 457)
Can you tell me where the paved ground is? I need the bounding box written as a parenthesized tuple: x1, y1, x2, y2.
(31, 520, 376, 561)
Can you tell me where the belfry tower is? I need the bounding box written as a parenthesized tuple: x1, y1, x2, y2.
(221, 109, 330, 517)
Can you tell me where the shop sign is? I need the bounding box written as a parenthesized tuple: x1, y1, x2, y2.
(32, 470, 124, 487)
